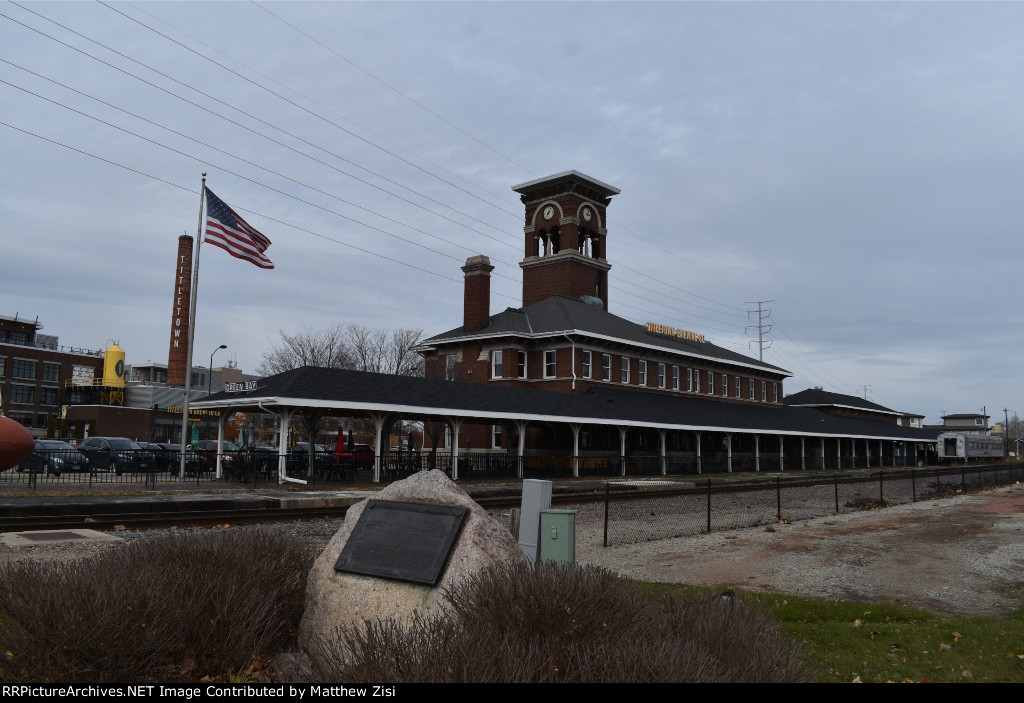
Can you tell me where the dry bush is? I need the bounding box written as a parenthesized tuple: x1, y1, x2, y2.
(0, 530, 315, 682)
(314, 561, 812, 683)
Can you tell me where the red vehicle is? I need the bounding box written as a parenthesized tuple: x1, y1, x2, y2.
(333, 442, 375, 470)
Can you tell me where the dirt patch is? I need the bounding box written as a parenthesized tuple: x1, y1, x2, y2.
(577, 484, 1024, 617)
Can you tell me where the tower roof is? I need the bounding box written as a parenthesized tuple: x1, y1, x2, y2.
(512, 170, 621, 198)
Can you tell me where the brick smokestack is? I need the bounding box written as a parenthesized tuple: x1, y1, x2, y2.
(167, 235, 193, 387)
(462, 255, 494, 330)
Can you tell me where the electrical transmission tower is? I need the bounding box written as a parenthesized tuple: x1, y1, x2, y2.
(745, 300, 774, 362)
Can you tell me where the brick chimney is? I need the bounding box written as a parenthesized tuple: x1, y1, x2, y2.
(462, 255, 494, 330)
(167, 235, 193, 387)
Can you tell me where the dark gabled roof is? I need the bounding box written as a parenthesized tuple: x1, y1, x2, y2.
(196, 366, 938, 442)
(942, 413, 989, 420)
(784, 388, 901, 415)
(418, 295, 790, 377)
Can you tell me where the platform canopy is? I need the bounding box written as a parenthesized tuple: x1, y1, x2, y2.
(192, 366, 938, 443)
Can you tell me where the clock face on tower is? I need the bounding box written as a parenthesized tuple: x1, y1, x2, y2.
(542, 205, 554, 221)
(582, 207, 592, 222)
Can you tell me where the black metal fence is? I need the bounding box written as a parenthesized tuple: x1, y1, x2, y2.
(601, 463, 1024, 547)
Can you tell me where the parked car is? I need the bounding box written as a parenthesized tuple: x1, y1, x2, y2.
(17, 439, 90, 475)
(195, 440, 240, 472)
(153, 443, 209, 475)
(237, 444, 278, 479)
(287, 442, 335, 476)
(333, 442, 376, 470)
(77, 437, 151, 474)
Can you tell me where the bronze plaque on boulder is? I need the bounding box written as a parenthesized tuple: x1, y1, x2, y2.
(334, 500, 469, 586)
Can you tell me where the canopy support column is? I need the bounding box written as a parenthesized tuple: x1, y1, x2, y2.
(570, 423, 581, 478)
(514, 419, 527, 479)
(619, 427, 627, 476)
(276, 408, 294, 485)
(659, 429, 667, 476)
(215, 411, 226, 479)
(448, 417, 464, 481)
(369, 411, 390, 483)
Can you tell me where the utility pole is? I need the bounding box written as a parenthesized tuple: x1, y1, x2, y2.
(745, 300, 774, 362)
(1004, 407, 1011, 459)
(860, 385, 872, 401)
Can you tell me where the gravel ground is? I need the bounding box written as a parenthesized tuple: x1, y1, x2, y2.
(3, 482, 1022, 618)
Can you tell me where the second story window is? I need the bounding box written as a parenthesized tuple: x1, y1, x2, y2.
(638, 360, 647, 386)
(721, 374, 727, 396)
(707, 371, 714, 395)
(749, 379, 755, 399)
(10, 383, 34, 404)
(658, 363, 666, 388)
(761, 380, 767, 402)
(11, 359, 36, 379)
(602, 354, 611, 381)
(544, 350, 557, 378)
(672, 366, 679, 390)
(687, 368, 693, 392)
(735, 376, 741, 397)
(492, 350, 503, 379)
(581, 351, 592, 379)
(621, 357, 630, 384)
(518, 351, 526, 378)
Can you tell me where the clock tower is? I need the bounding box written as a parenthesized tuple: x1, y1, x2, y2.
(513, 171, 620, 310)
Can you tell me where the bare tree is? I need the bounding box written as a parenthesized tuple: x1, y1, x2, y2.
(258, 323, 423, 377)
(257, 324, 352, 376)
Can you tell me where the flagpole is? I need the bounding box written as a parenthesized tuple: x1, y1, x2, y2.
(179, 172, 207, 479)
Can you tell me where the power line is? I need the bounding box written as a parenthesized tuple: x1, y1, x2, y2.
(122, 0, 522, 215)
(249, 0, 537, 177)
(6, 2, 849, 351)
(2, 3, 521, 245)
(0, 118, 523, 302)
(5, 3, 761, 332)
(95, 0, 524, 218)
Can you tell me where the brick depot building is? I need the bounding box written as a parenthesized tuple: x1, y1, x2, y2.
(412, 170, 936, 469)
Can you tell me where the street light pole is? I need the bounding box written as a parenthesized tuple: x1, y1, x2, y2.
(208, 344, 226, 441)
(209, 344, 227, 397)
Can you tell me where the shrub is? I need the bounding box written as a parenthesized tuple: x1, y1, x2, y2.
(0, 530, 316, 682)
(313, 561, 813, 683)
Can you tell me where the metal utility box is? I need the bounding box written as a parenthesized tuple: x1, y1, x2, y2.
(538, 509, 576, 564)
(518, 479, 552, 563)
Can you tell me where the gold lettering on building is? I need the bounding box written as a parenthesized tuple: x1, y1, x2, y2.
(644, 321, 705, 343)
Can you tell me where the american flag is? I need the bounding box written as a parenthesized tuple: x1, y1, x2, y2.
(204, 187, 274, 269)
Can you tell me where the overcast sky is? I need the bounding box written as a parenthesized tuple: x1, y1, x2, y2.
(2, 1, 1022, 424)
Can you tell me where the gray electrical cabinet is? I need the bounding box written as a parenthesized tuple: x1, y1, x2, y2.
(538, 509, 576, 564)
(518, 479, 552, 563)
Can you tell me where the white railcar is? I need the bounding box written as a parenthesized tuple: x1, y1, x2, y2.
(937, 432, 1004, 462)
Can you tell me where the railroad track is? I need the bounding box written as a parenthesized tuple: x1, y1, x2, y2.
(0, 490, 611, 533)
(5, 465, 1017, 533)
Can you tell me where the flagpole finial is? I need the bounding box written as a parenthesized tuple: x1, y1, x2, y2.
(202, 171, 207, 177)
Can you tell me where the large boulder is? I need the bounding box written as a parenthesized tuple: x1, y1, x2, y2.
(299, 470, 526, 664)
